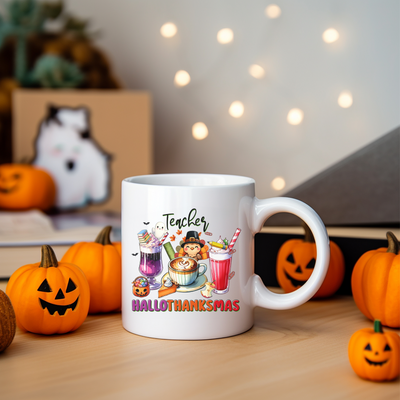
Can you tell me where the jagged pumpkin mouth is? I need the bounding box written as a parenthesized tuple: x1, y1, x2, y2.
(365, 357, 389, 367)
(284, 270, 307, 287)
(39, 296, 79, 316)
(0, 185, 18, 194)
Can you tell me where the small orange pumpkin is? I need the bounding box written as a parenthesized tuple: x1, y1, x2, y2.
(61, 226, 121, 314)
(351, 231, 400, 328)
(348, 320, 400, 381)
(0, 289, 16, 352)
(276, 223, 345, 298)
(0, 164, 56, 211)
(6, 245, 90, 335)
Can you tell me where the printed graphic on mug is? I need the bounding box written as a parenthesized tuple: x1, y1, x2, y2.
(130, 208, 241, 312)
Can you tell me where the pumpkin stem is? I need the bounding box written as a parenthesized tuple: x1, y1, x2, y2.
(374, 320, 383, 333)
(386, 231, 399, 255)
(302, 222, 315, 243)
(95, 226, 112, 245)
(39, 245, 58, 268)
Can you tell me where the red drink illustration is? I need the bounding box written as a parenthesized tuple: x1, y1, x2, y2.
(209, 229, 240, 294)
(209, 252, 232, 294)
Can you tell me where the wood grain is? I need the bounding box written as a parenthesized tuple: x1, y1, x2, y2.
(0, 281, 398, 400)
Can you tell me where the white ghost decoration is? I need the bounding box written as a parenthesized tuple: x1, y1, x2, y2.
(33, 105, 111, 210)
(153, 222, 166, 239)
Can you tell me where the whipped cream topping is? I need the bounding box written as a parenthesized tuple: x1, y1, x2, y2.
(164, 277, 173, 287)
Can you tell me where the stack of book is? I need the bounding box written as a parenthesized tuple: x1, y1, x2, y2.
(0, 210, 120, 279)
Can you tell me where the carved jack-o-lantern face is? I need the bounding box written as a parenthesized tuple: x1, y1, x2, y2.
(348, 320, 400, 381)
(37, 277, 79, 316)
(6, 245, 90, 335)
(276, 240, 316, 291)
(282, 249, 316, 287)
(132, 276, 150, 298)
(0, 164, 56, 211)
(0, 170, 21, 194)
(363, 336, 392, 367)
(134, 286, 149, 297)
(276, 225, 345, 298)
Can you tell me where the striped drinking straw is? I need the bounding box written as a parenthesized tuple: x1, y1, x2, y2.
(159, 231, 169, 245)
(228, 228, 241, 250)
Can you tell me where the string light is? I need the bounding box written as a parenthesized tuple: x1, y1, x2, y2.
(265, 4, 282, 19)
(271, 177, 286, 191)
(248, 64, 265, 79)
(159, 16, 353, 169)
(192, 122, 208, 140)
(287, 108, 304, 125)
(174, 70, 191, 87)
(338, 91, 353, 108)
(217, 28, 234, 44)
(160, 22, 177, 38)
(322, 28, 339, 43)
(229, 101, 244, 118)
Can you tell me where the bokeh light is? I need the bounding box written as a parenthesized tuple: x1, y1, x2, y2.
(217, 28, 234, 44)
(174, 70, 191, 87)
(271, 177, 286, 191)
(229, 101, 244, 118)
(338, 91, 353, 108)
(287, 108, 304, 125)
(265, 4, 282, 19)
(160, 22, 177, 38)
(248, 64, 265, 79)
(192, 122, 208, 140)
(322, 28, 339, 43)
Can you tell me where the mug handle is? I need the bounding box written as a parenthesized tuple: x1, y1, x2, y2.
(247, 197, 330, 310)
(197, 263, 207, 277)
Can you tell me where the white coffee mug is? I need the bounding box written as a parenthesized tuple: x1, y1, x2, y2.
(122, 173, 330, 340)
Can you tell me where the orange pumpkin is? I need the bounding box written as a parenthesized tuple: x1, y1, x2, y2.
(276, 223, 345, 298)
(0, 289, 16, 352)
(0, 164, 56, 211)
(351, 231, 400, 328)
(348, 320, 400, 381)
(61, 226, 121, 314)
(6, 245, 90, 335)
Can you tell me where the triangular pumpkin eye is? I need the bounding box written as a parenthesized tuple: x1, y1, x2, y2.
(384, 344, 392, 351)
(306, 258, 316, 269)
(364, 343, 372, 351)
(66, 278, 77, 293)
(286, 253, 295, 263)
(38, 279, 52, 292)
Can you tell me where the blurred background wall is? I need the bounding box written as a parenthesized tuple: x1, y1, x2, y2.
(67, 0, 399, 199)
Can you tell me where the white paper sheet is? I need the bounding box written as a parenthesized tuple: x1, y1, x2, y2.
(0, 210, 113, 246)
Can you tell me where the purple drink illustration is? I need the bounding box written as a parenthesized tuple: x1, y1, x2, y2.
(138, 229, 167, 290)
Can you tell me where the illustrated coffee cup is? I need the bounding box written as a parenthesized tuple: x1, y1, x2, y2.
(168, 256, 207, 286)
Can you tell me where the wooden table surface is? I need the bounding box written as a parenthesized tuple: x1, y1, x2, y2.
(1, 281, 399, 400)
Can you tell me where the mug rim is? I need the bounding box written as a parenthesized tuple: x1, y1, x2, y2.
(123, 173, 255, 188)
